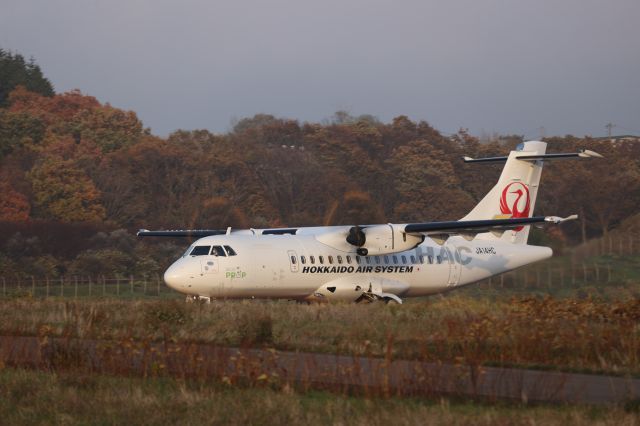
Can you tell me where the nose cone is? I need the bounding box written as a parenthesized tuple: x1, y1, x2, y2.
(163, 262, 184, 291)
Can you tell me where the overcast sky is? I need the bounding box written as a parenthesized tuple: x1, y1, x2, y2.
(2, 0, 639, 138)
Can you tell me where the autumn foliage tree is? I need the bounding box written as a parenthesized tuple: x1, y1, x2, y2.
(387, 141, 476, 222)
(324, 190, 385, 225)
(1, 50, 639, 277)
(28, 156, 106, 222)
(540, 137, 640, 242)
(2, 84, 638, 243)
(0, 181, 30, 221)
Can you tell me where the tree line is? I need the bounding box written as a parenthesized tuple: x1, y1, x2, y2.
(1, 50, 639, 278)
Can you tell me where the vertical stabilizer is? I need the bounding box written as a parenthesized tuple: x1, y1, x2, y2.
(462, 141, 546, 244)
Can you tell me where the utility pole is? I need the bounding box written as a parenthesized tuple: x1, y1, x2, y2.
(605, 122, 615, 138)
(538, 126, 546, 140)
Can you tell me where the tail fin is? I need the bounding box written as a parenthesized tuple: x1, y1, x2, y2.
(462, 141, 547, 244)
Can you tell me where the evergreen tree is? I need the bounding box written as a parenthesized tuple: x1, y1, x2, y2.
(0, 49, 54, 107)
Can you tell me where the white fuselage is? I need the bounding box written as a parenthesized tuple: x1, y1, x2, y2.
(163, 230, 552, 302)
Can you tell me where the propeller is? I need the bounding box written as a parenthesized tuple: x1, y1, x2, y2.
(346, 226, 366, 247)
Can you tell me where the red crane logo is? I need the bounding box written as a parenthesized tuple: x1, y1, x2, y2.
(499, 182, 530, 231)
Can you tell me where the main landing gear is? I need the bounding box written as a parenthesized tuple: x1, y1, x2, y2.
(185, 295, 212, 304)
(356, 292, 403, 304)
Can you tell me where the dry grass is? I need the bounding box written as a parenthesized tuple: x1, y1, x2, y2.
(0, 295, 639, 375)
(0, 367, 637, 425)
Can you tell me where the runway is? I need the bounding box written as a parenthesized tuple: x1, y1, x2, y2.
(1, 335, 638, 404)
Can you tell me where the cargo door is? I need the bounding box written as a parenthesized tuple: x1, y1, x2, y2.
(446, 243, 461, 286)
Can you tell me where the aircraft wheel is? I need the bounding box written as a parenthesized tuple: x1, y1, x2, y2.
(355, 293, 376, 304)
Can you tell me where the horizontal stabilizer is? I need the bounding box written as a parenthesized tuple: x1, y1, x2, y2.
(544, 214, 579, 224)
(463, 149, 603, 164)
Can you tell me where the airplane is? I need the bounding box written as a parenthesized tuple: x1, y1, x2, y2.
(138, 140, 601, 304)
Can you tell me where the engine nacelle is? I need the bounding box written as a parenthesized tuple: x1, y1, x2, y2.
(360, 224, 423, 256)
(314, 224, 424, 255)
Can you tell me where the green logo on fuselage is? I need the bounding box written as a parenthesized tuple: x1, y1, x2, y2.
(226, 271, 247, 279)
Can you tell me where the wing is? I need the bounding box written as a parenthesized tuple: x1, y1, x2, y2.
(403, 215, 577, 234)
(136, 227, 299, 237)
(401, 215, 577, 243)
(136, 229, 228, 238)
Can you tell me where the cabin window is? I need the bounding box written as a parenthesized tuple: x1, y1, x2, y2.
(310, 255, 315, 264)
(211, 246, 226, 257)
(223, 245, 237, 256)
(384, 255, 389, 264)
(365, 257, 371, 265)
(355, 255, 361, 264)
(319, 256, 324, 264)
(428, 255, 433, 264)
(291, 255, 297, 265)
(328, 255, 334, 264)
(392, 255, 398, 264)
(346, 255, 352, 264)
(375, 256, 381, 264)
(436, 255, 442, 264)
(300, 256, 306, 264)
(401, 255, 407, 264)
(410, 255, 416, 264)
(190, 246, 211, 256)
(337, 255, 343, 264)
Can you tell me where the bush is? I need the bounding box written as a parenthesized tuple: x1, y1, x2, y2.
(144, 301, 189, 329)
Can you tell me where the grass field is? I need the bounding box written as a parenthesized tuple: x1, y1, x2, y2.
(1, 255, 639, 423)
(1, 294, 639, 376)
(0, 367, 637, 425)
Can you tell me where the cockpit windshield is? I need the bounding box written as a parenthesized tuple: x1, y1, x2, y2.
(183, 244, 236, 257)
(190, 246, 211, 256)
(211, 246, 226, 256)
(182, 245, 194, 257)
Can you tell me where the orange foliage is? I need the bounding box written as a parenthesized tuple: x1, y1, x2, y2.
(324, 190, 385, 225)
(0, 181, 30, 221)
(28, 156, 105, 222)
(1, 86, 638, 244)
(190, 197, 249, 229)
(8, 87, 143, 152)
(8, 87, 100, 124)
